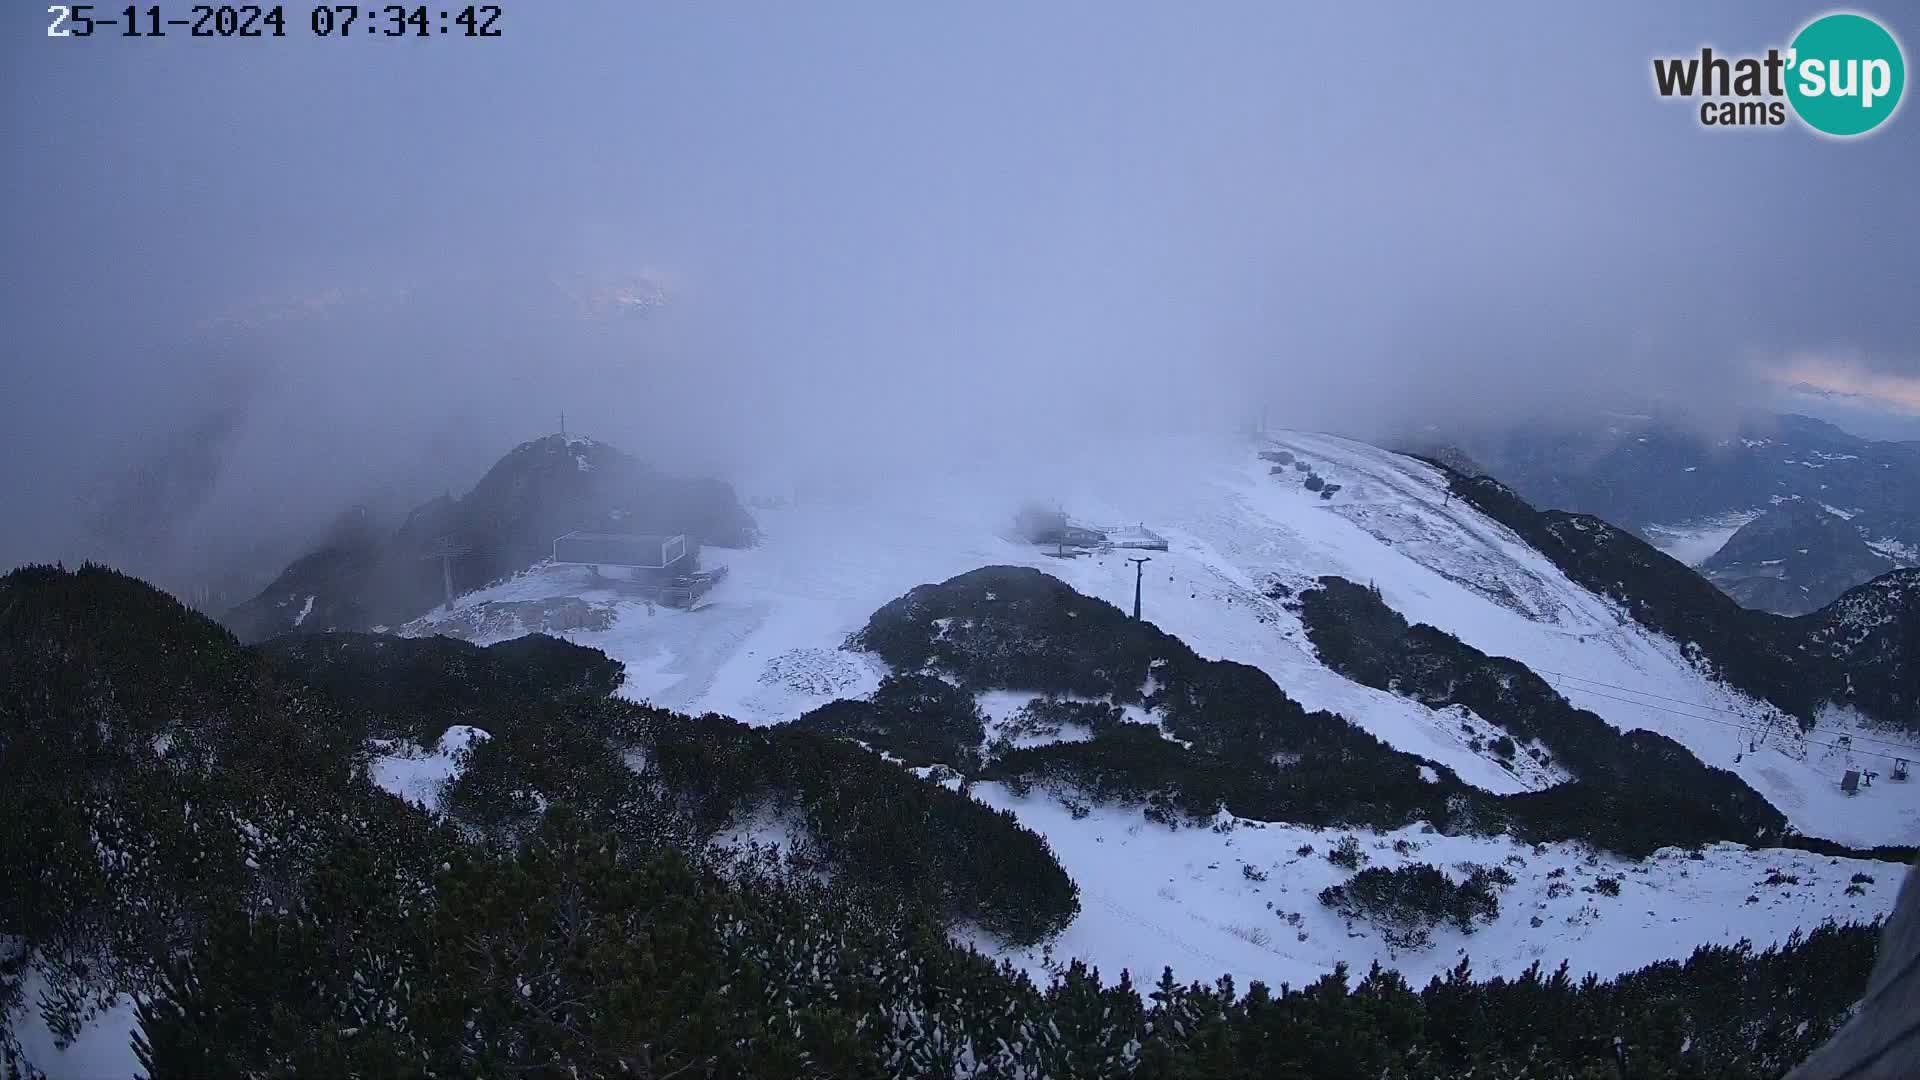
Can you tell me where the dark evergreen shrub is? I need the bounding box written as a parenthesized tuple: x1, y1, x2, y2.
(1328, 835, 1367, 869)
(1318, 863, 1503, 949)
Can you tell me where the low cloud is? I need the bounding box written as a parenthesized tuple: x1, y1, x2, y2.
(1763, 352, 1920, 417)
(4, 3, 1918, 596)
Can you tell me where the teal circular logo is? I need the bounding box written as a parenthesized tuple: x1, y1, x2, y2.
(1787, 13, 1905, 136)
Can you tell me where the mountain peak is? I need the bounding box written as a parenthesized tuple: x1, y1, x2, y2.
(222, 433, 755, 640)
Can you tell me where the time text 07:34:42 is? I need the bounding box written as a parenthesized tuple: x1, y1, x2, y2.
(47, 5, 503, 39)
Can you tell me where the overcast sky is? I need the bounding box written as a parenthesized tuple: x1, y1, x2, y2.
(3, 2, 1918, 581)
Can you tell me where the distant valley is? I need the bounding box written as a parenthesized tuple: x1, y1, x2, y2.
(1438, 412, 1920, 615)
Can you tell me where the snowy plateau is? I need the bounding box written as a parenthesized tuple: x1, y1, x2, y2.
(387, 430, 1915, 997)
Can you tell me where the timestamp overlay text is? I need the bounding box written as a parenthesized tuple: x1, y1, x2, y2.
(46, 5, 503, 39)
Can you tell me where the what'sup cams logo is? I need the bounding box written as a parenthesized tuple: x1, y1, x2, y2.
(1653, 11, 1905, 136)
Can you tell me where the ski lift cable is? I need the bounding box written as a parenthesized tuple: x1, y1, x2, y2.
(1538, 668, 1920, 753)
(1552, 679, 1904, 764)
(1538, 677, 1912, 767)
(1537, 668, 1758, 716)
(1535, 672, 1733, 725)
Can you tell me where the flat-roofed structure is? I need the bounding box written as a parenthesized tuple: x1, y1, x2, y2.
(548, 531, 723, 608)
(551, 531, 689, 570)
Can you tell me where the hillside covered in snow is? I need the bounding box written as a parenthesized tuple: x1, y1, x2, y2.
(411, 429, 1920, 845)
(8, 428, 1916, 1078)
(1, 556, 1901, 1080)
(394, 428, 1919, 996)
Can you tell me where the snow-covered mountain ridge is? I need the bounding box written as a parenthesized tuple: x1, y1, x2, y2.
(398, 429, 1919, 992)
(410, 429, 1920, 847)
(225, 432, 756, 641)
(10, 424, 1913, 1075)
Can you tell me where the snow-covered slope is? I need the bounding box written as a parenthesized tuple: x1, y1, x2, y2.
(962, 798, 1901, 993)
(403, 429, 1918, 984)
(410, 429, 1920, 845)
(368, 724, 491, 812)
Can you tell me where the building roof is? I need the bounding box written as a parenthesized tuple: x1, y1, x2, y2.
(552, 531, 691, 569)
(556, 530, 685, 544)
